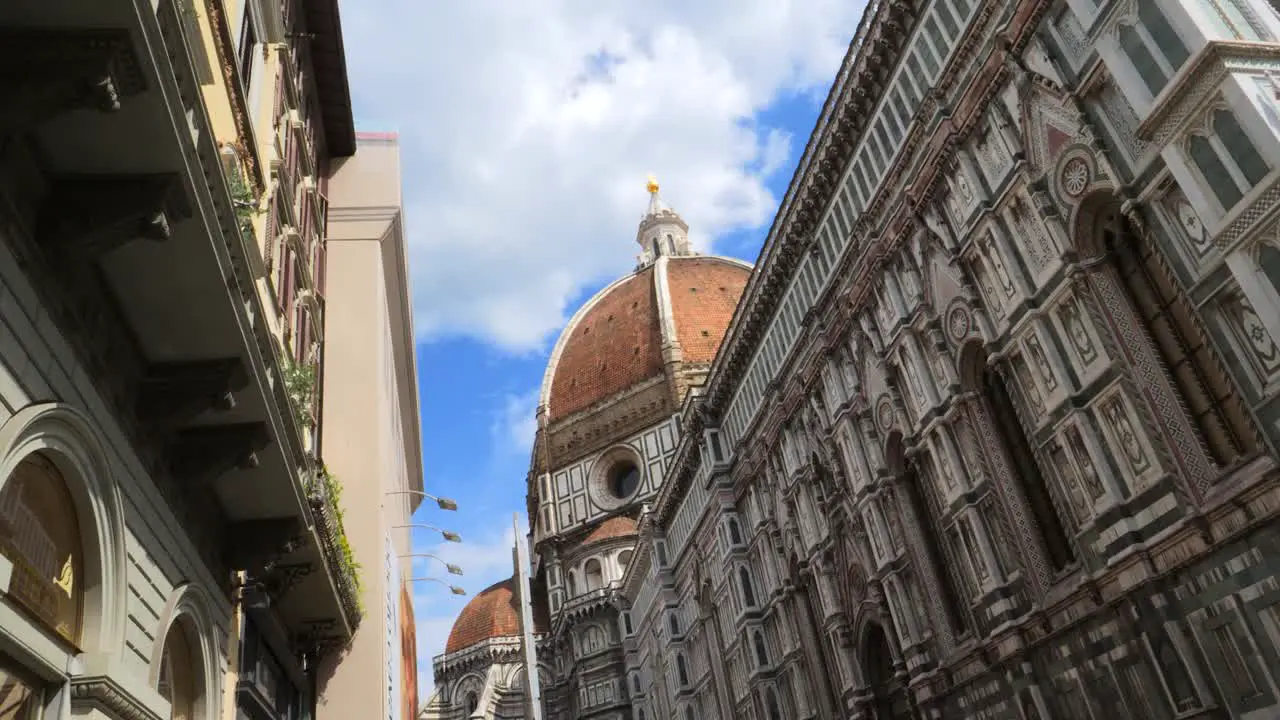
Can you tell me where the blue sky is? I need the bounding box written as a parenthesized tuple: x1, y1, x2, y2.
(337, 0, 867, 699)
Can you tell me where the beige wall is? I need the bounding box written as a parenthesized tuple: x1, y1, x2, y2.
(318, 133, 423, 720)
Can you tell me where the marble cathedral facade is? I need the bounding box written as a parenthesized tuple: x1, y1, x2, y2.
(614, 0, 1280, 719)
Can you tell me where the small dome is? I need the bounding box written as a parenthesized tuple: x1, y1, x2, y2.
(582, 515, 638, 547)
(446, 578, 547, 654)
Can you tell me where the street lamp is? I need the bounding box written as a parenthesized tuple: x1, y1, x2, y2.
(411, 577, 466, 595)
(393, 524, 462, 543)
(386, 489, 458, 511)
(401, 553, 463, 576)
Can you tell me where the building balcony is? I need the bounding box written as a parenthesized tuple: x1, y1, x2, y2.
(0, 0, 357, 657)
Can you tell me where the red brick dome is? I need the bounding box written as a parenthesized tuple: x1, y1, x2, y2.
(542, 255, 750, 422)
(582, 515, 638, 547)
(445, 577, 548, 654)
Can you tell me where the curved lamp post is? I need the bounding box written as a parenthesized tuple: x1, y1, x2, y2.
(411, 577, 466, 596)
(393, 523, 462, 543)
(386, 489, 458, 511)
(401, 553, 463, 576)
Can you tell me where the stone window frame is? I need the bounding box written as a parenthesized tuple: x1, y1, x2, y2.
(1090, 385, 1164, 495)
(1181, 101, 1273, 218)
(1110, 0, 1193, 103)
(1046, 289, 1109, 388)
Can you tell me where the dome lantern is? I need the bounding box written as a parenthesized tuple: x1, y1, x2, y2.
(636, 174, 691, 267)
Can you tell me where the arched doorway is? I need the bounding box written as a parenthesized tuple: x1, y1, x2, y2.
(1084, 198, 1257, 467)
(863, 622, 910, 719)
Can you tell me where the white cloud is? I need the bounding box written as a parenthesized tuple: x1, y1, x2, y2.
(341, 0, 868, 351)
(489, 389, 540, 458)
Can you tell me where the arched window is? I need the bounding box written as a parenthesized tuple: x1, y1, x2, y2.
(157, 619, 198, 720)
(676, 653, 690, 686)
(465, 691, 478, 713)
(618, 550, 633, 572)
(567, 570, 578, 597)
(1118, 4, 1189, 97)
(739, 567, 756, 608)
(766, 689, 783, 720)
(584, 559, 604, 591)
(983, 364, 1076, 571)
(668, 613, 681, 636)
(1189, 109, 1270, 212)
(0, 452, 85, 644)
(728, 518, 743, 545)
(652, 238, 661, 258)
(666, 234, 675, 254)
(754, 631, 769, 667)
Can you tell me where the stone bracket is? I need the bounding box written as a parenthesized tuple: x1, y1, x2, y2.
(137, 358, 248, 428)
(0, 28, 147, 133)
(40, 174, 191, 260)
(169, 422, 269, 488)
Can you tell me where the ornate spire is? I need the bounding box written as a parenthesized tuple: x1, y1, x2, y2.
(636, 174, 691, 268)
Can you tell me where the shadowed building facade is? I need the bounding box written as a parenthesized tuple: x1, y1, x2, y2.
(0, 0, 360, 717)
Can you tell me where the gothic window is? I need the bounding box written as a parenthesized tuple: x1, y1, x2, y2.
(1117, 2, 1190, 97)
(157, 620, 198, 720)
(1188, 108, 1270, 212)
(728, 518, 743, 546)
(567, 570, 578, 597)
(676, 653, 690, 687)
(984, 362, 1077, 570)
(465, 691, 478, 714)
(766, 689, 783, 720)
(739, 567, 757, 608)
(652, 238, 660, 258)
(900, 457, 970, 633)
(584, 559, 603, 591)
(1102, 209, 1257, 464)
(754, 631, 769, 667)
(618, 550, 633, 572)
(668, 613, 681, 637)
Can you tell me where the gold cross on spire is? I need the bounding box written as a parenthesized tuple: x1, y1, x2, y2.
(646, 174, 660, 194)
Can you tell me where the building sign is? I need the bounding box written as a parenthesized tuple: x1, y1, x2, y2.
(0, 455, 84, 645)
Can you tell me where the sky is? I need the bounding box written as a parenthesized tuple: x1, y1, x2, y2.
(337, 0, 868, 701)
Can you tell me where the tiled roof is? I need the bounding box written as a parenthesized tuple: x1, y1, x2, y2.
(445, 577, 547, 654)
(666, 257, 751, 364)
(581, 515, 638, 547)
(546, 257, 750, 422)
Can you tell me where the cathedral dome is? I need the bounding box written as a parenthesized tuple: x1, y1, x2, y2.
(540, 180, 751, 424)
(445, 578, 546, 654)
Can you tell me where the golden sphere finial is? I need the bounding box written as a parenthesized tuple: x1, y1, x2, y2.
(646, 174, 660, 194)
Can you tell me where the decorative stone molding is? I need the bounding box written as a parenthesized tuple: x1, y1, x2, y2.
(70, 675, 165, 720)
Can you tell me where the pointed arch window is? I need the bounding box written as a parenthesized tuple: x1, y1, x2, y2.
(1188, 108, 1270, 213)
(983, 363, 1076, 571)
(728, 518, 743, 546)
(754, 631, 769, 667)
(465, 691, 478, 714)
(676, 653, 690, 687)
(739, 567, 757, 608)
(766, 689, 783, 720)
(1118, 3, 1190, 97)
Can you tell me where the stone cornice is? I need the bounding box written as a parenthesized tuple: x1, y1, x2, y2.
(70, 675, 164, 720)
